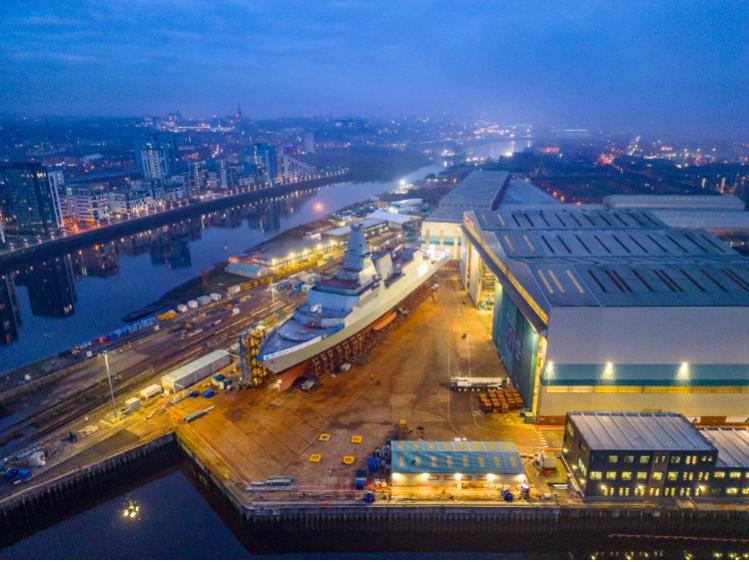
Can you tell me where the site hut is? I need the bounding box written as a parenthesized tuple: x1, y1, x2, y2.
(389, 440, 525, 491)
(461, 197, 749, 424)
(563, 412, 718, 500)
(699, 428, 749, 499)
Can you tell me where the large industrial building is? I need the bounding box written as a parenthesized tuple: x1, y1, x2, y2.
(463, 203, 749, 423)
(422, 170, 556, 259)
(427, 169, 749, 423)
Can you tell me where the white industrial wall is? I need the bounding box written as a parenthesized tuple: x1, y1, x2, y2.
(538, 387, 749, 422)
(546, 306, 749, 365)
(421, 220, 463, 259)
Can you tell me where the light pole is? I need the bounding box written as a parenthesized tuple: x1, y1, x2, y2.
(104, 351, 116, 419)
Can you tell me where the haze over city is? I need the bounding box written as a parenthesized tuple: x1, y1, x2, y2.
(2, 2, 749, 560)
(2, 1, 748, 139)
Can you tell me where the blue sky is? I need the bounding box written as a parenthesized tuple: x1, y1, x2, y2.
(1, 1, 747, 137)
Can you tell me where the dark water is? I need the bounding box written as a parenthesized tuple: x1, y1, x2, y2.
(0, 470, 251, 559)
(2, 463, 744, 559)
(0, 163, 444, 373)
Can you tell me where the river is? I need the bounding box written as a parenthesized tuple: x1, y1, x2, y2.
(0, 162, 446, 374)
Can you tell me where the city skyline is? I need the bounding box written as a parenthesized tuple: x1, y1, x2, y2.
(1, 1, 748, 139)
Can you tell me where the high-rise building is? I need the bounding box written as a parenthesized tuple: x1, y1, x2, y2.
(252, 143, 279, 183)
(135, 135, 177, 180)
(0, 162, 63, 235)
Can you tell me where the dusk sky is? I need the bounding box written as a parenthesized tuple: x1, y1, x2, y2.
(1, 1, 747, 138)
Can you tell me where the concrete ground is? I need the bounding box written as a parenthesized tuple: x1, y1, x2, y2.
(3, 268, 568, 505)
(168, 269, 555, 496)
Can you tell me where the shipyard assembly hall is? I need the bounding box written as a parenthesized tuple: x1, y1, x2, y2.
(423, 170, 749, 424)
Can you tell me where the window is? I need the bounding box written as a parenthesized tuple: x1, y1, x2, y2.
(608, 455, 619, 464)
(714, 471, 725, 479)
(621, 472, 632, 481)
(667, 471, 679, 481)
(698, 472, 710, 481)
(639, 455, 650, 464)
(623, 455, 634, 464)
(670, 456, 681, 464)
(636, 472, 648, 480)
(729, 471, 741, 479)
(566, 422, 575, 438)
(682, 472, 694, 481)
(590, 471, 602, 480)
(727, 487, 739, 496)
(652, 472, 663, 481)
(742, 488, 749, 495)
(606, 471, 617, 480)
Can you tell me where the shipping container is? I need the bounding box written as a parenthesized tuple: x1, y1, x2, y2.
(160, 350, 231, 393)
(228, 285, 241, 295)
(140, 384, 163, 401)
(196, 295, 212, 306)
(187, 300, 199, 309)
(177, 303, 189, 313)
(124, 397, 142, 413)
(209, 293, 222, 302)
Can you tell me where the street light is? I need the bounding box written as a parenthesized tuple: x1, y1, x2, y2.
(103, 351, 116, 419)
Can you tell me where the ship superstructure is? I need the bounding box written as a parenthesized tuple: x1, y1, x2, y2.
(259, 224, 444, 374)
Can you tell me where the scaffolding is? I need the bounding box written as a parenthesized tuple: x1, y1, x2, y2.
(239, 325, 268, 387)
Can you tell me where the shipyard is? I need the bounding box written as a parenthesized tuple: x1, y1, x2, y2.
(3, 160, 749, 559)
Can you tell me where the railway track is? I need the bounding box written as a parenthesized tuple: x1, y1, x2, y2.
(0, 299, 293, 452)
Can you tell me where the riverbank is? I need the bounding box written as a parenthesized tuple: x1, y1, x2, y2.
(0, 173, 348, 271)
(120, 162, 444, 323)
(3, 431, 749, 556)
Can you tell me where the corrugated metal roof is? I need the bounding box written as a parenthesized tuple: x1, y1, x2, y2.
(161, 350, 229, 385)
(437, 170, 509, 210)
(465, 204, 749, 312)
(390, 440, 524, 474)
(700, 428, 749, 468)
(604, 194, 745, 211)
(569, 412, 715, 452)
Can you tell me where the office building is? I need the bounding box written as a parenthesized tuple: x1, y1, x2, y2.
(564, 412, 716, 499)
(252, 143, 279, 183)
(61, 184, 111, 223)
(135, 136, 177, 181)
(564, 412, 749, 500)
(0, 163, 63, 235)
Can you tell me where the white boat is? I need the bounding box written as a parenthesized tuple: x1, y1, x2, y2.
(259, 224, 446, 374)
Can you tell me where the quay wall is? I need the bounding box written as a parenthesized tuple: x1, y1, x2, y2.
(3, 429, 749, 552)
